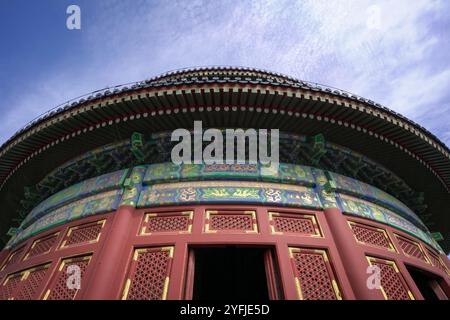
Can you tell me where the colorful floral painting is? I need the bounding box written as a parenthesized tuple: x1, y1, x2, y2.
(137, 181, 321, 209)
(10, 162, 442, 254)
(22, 169, 127, 227)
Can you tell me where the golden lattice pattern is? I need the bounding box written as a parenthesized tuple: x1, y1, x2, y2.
(395, 235, 427, 263)
(272, 214, 318, 235)
(290, 248, 340, 300)
(349, 222, 393, 250)
(1, 247, 24, 270)
(143, 214, 190, 234)
(45, 256, 91, 300)
(25, 234, 58, 259)
(210, 214, 253, 231)
(123, 247, 172, 300)
(368, 258, 413, 300)
(426, 249, 448, 274)
(63, 222, 103, 247)
(16, 266, 49, 300)
(0, 273, 22, 300)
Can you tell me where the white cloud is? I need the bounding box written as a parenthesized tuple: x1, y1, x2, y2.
(387, 68, 450, 116)
(2, 0, 449, 146)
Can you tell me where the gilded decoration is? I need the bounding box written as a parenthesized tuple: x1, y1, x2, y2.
(9, 162, 442, 254)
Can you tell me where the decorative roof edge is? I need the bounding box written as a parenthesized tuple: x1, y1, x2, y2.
(1, 66, 449, 159)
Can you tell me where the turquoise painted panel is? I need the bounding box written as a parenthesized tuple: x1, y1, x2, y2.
(6, 190, 123, 248)
(311, 168, 339, 209)
(329, 172, 424, 229)
(142, 163, 316, 186)
(21, 169, 128, 228)
(337, 193, 441, 253)
(137, 181, 321, 209)
(31, 206, 72, 235)
(141, 162, 423, 235)
(8, 162, 442, 255)
(120, 166, 146, 207)
(134, 179, 442, 253)
(339, 193, 388, 223)
(143, 162, 181, 183)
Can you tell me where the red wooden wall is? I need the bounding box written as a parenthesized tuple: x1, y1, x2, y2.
(0, 204, 449, 300)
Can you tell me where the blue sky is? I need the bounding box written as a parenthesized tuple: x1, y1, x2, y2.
(1, 0, 450, 147)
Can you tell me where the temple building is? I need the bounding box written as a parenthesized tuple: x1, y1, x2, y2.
(0, 67, 449, 300)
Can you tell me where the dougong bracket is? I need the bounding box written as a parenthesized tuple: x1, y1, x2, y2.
(131, 132, 145, 162)
(310, 134, 327, 166)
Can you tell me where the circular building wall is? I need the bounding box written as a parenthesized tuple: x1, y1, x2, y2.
(0, 67, 449, 300)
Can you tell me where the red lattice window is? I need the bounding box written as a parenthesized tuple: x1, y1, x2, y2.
(122, 247, 173, 300)
(426, 249, 449, 275)
(43, 255, 92, 300)
(367, 256, 414, 300)
(205, 210, 258, 233)
(269, 212, 321, 236)
(395, 234, 429, 263)
(289, 247, 342, 300)
(60, 220, 105, 249)
(0, 263, 49, 300)
(15, 264, 50, 300)
(1, 246, 25, 271)
(348, 221, 395, 251)
(0, 273, 22, 300)
(140, 211, 193, 235)
(24, 233, 59, 260)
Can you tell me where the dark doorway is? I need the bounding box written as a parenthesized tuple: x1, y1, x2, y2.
(191, 246, 272, 300)
(406, 266, 447, 300)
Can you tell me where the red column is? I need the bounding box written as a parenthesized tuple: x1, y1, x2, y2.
(166, 241, 188, 300)
(83, 205, 138, 299)
(437, 255, 450, 298)
(275, 241, 299, 300)
(324, 207, 385, 300)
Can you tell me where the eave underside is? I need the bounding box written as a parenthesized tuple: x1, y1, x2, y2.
(0, 87, 449, 251)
